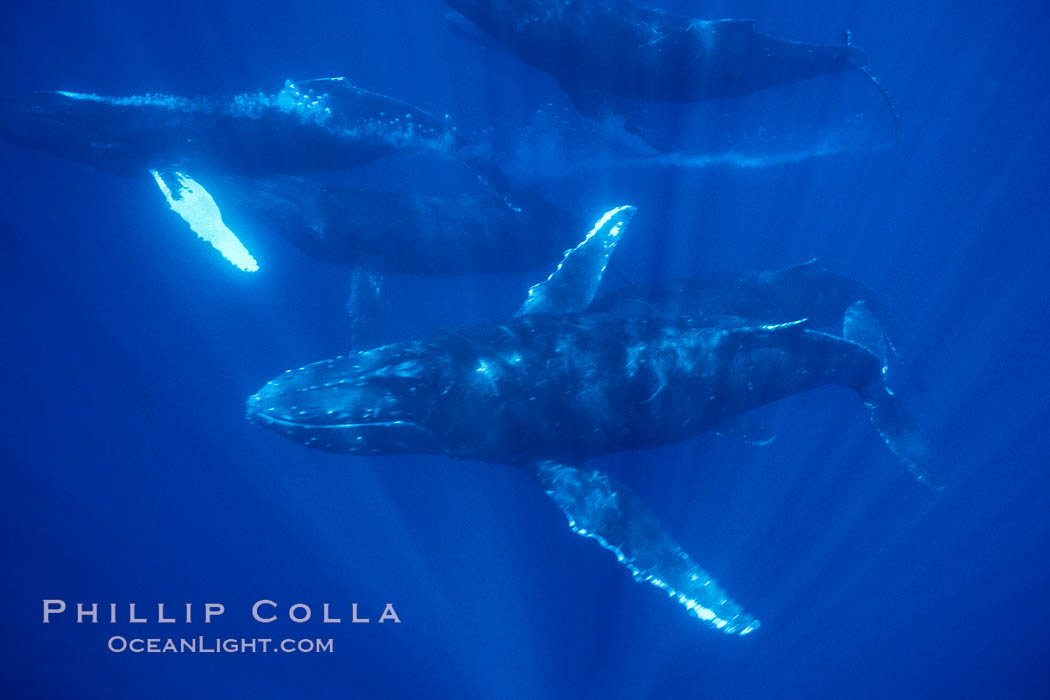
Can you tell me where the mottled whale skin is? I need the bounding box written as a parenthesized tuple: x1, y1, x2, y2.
(444, 0, 866, 106)
(202, 176, 583, 276)
(0, 78, 466, 176)
(248, 313, 895, 464)
(592, 260, 918, 389)
(247, 207, 936, 634)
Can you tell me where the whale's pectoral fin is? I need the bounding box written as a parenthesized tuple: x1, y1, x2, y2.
(153, 169, 186, 201)
(150, 169, 259, 273)
(844, 302, 941, 488)
(529, 461, 759, 634)
(517, 205, 636, 316)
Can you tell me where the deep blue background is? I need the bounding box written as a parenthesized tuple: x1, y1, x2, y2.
(2, 1, 1048, 698)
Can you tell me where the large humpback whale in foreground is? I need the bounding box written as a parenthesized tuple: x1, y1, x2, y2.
(247, 207, 937, 633)
(445, 0, 899, 141)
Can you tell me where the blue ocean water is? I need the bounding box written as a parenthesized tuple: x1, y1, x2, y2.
(1, 1, 1048, 698)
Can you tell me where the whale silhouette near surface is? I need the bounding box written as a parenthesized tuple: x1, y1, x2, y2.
(445, 0, 900, 144)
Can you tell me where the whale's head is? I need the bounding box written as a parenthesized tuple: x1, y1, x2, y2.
(0, 90, 174, 172)
(0, 92, 91, 155)
(246, 345, 445, 456)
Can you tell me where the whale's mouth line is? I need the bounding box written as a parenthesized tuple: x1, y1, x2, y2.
(248, 409, 433, 436)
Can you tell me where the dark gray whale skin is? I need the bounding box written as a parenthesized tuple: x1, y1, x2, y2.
(204, 176, 583, 276)
(246, 307, 934, 634)
(444, 0, 865, 106)
(247, 313, 893, 465)
(0, 78, 465, 176)
(245, 206, 936, 634)
(591, 260, 917, 388)
(593, 260, 897, 332)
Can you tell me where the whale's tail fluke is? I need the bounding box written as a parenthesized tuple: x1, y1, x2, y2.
(843, 301, 940, 488)
(845, 30, 901, 145)
(844, 300, 892, 390)
(857, 382, 940, 488)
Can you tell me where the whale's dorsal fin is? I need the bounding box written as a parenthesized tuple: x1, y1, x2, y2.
(280, 77, 375, 103)
(516, 205, 636, 316)
(529, 461, 759, 634)
(283, 77, 444, 123)
(278, 77, 444, 127)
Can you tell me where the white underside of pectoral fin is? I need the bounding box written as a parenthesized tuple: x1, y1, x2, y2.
(517, 204, 636, 316)
(530, 460, 759, 635)
(150, 169, 259, 272)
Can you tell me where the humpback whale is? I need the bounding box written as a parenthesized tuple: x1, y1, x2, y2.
(246, 206, 937, 633)
(0, 78, 475, 176)
(593, 260, 891, 325)
(195, 175, 583, 276)
(0, 77, 519, 270)
(445, 0, 899, 141)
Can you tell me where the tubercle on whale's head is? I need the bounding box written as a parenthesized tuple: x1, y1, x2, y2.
(246, 345, 446, 457)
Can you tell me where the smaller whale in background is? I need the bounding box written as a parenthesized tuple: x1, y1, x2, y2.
(0, 77, 487, 176)
(197, 175, 584, 277)
(247, 205, 938, 633)
(0, 77, 519, 271)
(445, 0, 899, 142)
